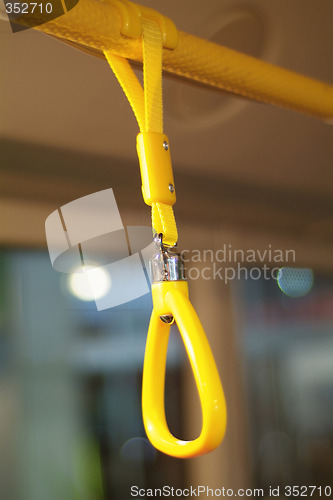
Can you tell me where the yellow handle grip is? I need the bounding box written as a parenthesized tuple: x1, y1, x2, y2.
(142, 281, 227, 458)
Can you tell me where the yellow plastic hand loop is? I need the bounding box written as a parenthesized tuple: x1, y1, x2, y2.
(142, 281, 227, 458)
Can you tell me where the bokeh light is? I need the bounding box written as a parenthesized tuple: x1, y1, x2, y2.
(67, 265, 111, 302)
(120, 437, 157, 463)
(277, 267, 314, 298)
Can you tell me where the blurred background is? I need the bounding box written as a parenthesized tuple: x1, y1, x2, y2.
(1, 0, 333, 498)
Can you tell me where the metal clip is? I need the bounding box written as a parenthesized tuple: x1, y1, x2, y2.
(149, 233, 185, 283)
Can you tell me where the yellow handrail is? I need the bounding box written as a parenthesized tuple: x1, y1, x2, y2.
(24, 0, 333, 121)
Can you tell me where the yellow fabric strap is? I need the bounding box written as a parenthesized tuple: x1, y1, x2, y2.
(104, 19, 178, 246)
(105, 53, 145, 131)
(151, 203, 178, 246)
(142, 18, 163, 133)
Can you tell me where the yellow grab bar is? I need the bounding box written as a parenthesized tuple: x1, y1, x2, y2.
(142, 264, 226, 458)
(24, 0, 333, 121)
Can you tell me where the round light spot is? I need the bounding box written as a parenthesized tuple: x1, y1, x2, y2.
(277, 267, 314, 298)
(67, 265, 111, 302)
(120, 437, 157, 462)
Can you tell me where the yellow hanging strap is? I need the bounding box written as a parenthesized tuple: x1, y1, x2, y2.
(104, 18, 178, 246)
(104, 16, 226, 459)
(142, 18, 163, 133)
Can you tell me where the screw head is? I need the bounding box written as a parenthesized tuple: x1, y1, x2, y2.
(160, 315, 174, 324)
(169, 183, 175, 193)
(163, 141, 169, 151)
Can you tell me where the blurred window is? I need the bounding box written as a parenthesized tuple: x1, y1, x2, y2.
(235, 268, 333, 489)
(0, 249, 185, 500)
